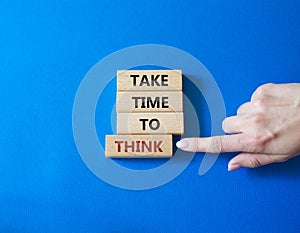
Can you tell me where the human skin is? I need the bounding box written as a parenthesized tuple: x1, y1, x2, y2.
(176, 83, 300, 171)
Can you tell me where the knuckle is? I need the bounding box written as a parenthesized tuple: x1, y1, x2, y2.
(245, 129, 275, 153)
(237, 105, 246, 115)
(237, 107, 243, 115)
(238, 153, 262, 168)
(249, 158, 263, 168)
(253, 100, 267, 112)
(210, 136, 223, 153)
(249, 114, 264, 124)
(253, 102, 266, 113)
(252, 134, 265, 147)
(246, 135, 265, 152)
(265, 129, 276, 141)
(253, 83, 274, 98)
(237, 102, 251, 115)
(259, 83, 274, 93)
(253, 99, 265, 107)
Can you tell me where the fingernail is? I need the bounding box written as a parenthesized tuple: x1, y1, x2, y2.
(228, 164, 240, 171)
(176, 140, 188, 149)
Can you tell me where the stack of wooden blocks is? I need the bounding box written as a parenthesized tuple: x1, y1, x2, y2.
(106, 70, 184, 158)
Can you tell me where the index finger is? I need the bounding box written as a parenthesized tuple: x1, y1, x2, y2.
(176, 134, 245, 153)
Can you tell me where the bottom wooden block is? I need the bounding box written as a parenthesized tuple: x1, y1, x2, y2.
(105, 134, 173, 158)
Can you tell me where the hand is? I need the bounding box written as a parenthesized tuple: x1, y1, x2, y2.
(176, 83, 300, 171)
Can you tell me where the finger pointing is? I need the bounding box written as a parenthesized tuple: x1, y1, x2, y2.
(176, 135, 245, 153)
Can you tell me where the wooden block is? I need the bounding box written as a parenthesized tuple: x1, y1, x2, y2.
(105, 134, 173, 158)
(117, 70, 182, 91)
(117, 112, 184, 134)
(116, 91, 183, 113)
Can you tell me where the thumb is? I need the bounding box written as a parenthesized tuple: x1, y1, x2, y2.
(228, 153, 284, 171)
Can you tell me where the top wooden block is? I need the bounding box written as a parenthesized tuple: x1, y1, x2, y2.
(117, 70, 182, 91)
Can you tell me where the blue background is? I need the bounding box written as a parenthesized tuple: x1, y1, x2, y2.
(1, 0, 300, 232)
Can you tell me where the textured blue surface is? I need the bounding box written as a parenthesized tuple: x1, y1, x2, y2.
(1, 1, 300, 232)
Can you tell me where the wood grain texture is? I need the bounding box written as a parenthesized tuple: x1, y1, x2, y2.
(117, 112, 184, 134)
(116, 91, 183, 112)
(105, 134, 173, 158)
(117, 70, 182, 91)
